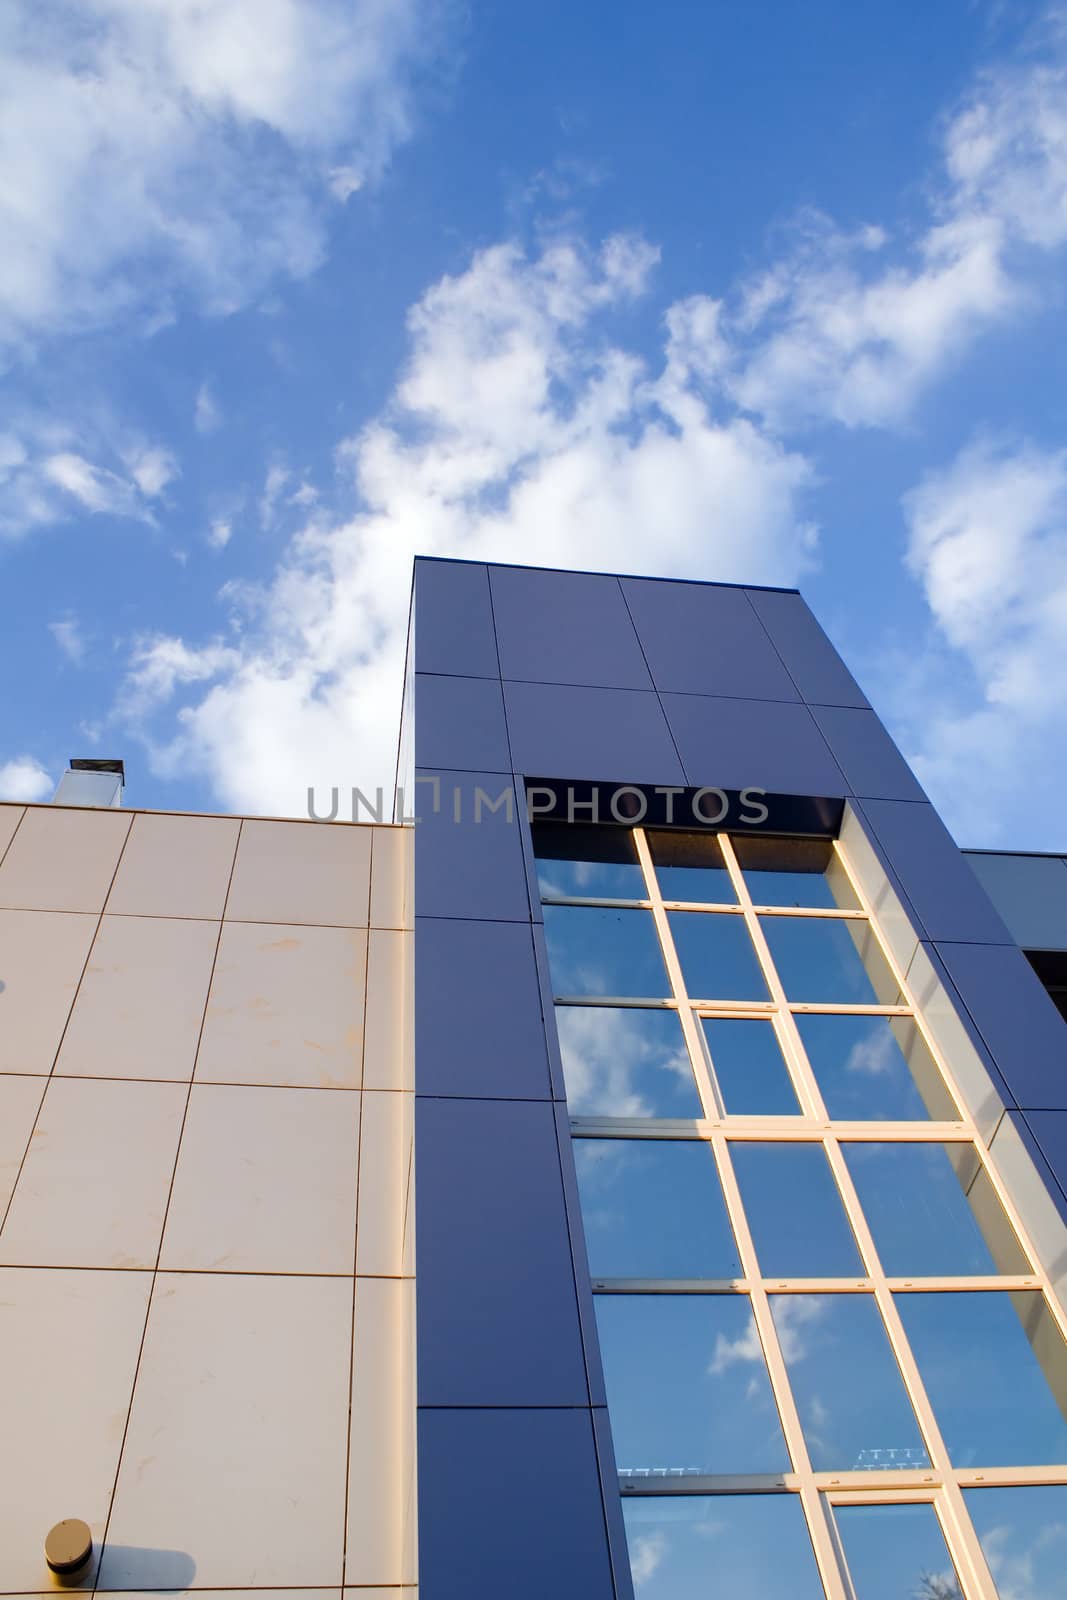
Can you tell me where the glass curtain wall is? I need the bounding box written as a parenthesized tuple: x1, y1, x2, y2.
(537, 825, 1067, 1600)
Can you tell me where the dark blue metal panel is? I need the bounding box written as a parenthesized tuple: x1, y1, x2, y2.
(415, 673, 511, 773)
(811, 706, 927, 802)
(503, 681, 685, 785)
(933, 941, 1067, 1110)
(417, 1407, 616, 1600)
(414, 558, 499, 678)
(857, 799, 1013, 945)
(534, 922, 568, 1099)
(491, 566, 652, 689)
(416, 916, 552, 1099)
(963, 853, 1067, 951)
(554, 1100, 607, 1407)
(592, 1409, 636, 1600)
(621, 577, 800, 700)
(911, 940, 1016, 1110)
(414, 768, 530, 922)
(847, 801, 927, 935)
(746, 587, 870, 708)
(662, 693, 846, 796)
(1017, 1109, 1067, 1223)
(416, 1095, 590, 1407)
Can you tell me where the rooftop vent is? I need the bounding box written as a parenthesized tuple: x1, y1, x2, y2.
(53, 758, 125, 809)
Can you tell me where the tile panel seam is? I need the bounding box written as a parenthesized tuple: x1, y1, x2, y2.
(0, 811, 136, 1239)
(92, 815, 243, 1595)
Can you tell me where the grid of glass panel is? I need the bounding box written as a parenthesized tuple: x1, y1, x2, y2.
(536, 824, 1067, 1600)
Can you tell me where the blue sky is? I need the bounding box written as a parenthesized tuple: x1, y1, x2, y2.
(3, 0, 1067, 846)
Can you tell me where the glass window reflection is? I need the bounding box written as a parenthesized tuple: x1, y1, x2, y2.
(622, 1494, 824, 1600)
(964, 1484, 1067, 1600)
(544, 905, 668, 997)
(761, 916, 901, 1005)
(668, 912, 769, 1002)
(533, 823, 646, 900)
(795, 1013, 958, 1121)
(832, 1502, 963, 1600)
(556, 1006, 702, 1118)
(843, 1143, 1029, 1277)
(574, 1139, 741, 1279)
(732, 1142, 864, 1277)
(702, 1018, 801, 1116)
(896, 1291, 1067, 1466)
(733, 835, 861, 910)
(596, 1294, 791, 1476)
(648, 831, 737, 904)
(770, 1294, 930, 1472)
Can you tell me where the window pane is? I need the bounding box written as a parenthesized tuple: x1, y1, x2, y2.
(556, 1006, 702, 1118)
(770, 1294, 930, 1471)
(843, 1143, 1030, 1276)
(896, 1291, 1067, 1466)
(533, 823, 646, 900)
(596, 1294, 790, 1476)
(732, 1143, 864, 1276)
(734, 834, 860, 910)
(574, 1139, 741, 1278)
(668, 912, 769, 1002)
(965, 1484, 1067, 1600)
(648, 831, 737, 904)
(795, 1014, 958, 1122)
(703, 1018, 801, 1116)
(622, 1495, 824, 1600)
(544, 905, 669, 997)
(832, 1502, 963, 1600)
(761, 916, 901, 1005)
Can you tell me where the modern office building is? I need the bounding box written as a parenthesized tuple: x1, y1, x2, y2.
(2, 557, 1067, 1600)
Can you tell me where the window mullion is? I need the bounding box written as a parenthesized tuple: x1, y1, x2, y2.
(632, 827, 722, 1121)
(711, 1128, 850, 1600)
(718, 833, 831, 1123)
(710, 1126, 851, 1600)
(823, 1134, 1000, 1600)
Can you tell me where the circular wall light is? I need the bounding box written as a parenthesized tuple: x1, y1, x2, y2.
(44, 1519, 93, 1576)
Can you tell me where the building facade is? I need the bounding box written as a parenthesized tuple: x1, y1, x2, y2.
(0, 807, 415, 1593)
(2, 558, 1067, 1599)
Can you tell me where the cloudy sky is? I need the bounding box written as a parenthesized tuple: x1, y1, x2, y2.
(3, 0, 1067, 845)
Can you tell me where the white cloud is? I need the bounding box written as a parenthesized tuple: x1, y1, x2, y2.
(49, 617, 85, 664)
(729, 212, 1012, 429)
(120, 635, 242, 722)
(0, 421, 175, 538)
(117, 233, 817, 814)
(708, 1315, 765, 1377)
(945, 46, 1067, 251)
(328, 166, 365, 202)
(195, 382, 222, 435)
(43, 453, 142, 517)
(897, 437, 1067, 841)
(207, 517, 233, 551)
(122, 443, 178, 498)
(0, 0, 453, 350)
(722, 26, 1067, 432)
(628, 1532, 666, 1586)
(0, 756, 52, 801)
(259, 463, 292, 529)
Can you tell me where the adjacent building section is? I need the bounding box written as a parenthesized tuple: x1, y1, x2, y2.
(0, 803, 414, 1593)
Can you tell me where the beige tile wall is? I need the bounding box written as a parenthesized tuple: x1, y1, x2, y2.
(0, 803, 415, 1595)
